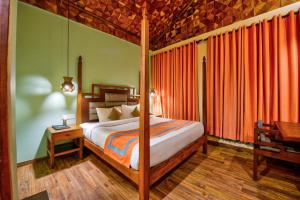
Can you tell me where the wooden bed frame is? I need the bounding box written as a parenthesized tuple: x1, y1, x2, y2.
(75, 55, 207, 186)
(75, 4, 207, 199)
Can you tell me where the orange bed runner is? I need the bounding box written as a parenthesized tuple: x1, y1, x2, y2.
(104, 120, 194, 168)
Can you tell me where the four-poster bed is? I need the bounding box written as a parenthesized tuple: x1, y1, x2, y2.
(75, 56, 208, 184)
(75, 57, 208, 199)
(75, 4, 207, 200)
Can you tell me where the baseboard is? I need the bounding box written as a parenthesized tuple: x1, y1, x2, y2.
(208, 136, 253, 152)
(17, 156, 48, 168)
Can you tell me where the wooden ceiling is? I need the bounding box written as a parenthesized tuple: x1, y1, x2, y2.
(21, 0, 299, 50)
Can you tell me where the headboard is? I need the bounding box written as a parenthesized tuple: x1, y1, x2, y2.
(76, 56, 139, 123)
(81, 85, 139, 123)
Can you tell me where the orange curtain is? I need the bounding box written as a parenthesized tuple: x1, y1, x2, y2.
(207, 11, 300, 143)
(152, 42, 199, 121)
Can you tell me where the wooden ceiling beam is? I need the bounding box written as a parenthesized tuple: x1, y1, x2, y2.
(56, 0, 63, 15)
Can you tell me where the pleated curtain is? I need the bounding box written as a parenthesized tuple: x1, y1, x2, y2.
(207, 10, 300, 142)
(152, 42, 199, 121)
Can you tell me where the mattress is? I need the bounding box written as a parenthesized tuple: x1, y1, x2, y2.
(80, 116, 204, 170)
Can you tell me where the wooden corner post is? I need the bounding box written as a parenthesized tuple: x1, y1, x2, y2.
(76, 56, 82, 125)
(202, 56, 207, 154)
(0, 0, 13, 198)
(139, 2, 150, 200)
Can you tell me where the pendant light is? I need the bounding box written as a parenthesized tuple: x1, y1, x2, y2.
(61, 0, 75, 92)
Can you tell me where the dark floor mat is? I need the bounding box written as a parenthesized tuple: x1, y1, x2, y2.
(23, 190, 49, 200)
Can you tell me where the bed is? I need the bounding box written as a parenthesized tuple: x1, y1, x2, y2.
(81, 116, 205, 170)
(75, 56, 207, 186)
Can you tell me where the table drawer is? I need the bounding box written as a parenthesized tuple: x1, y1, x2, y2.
(52, 129, 83, 142)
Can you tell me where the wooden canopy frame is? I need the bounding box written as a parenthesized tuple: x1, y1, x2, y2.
(76, 3, 208, 199)
(0, 0, 14, 199)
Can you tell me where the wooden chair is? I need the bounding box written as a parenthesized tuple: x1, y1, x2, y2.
(253, 120, 300, 180)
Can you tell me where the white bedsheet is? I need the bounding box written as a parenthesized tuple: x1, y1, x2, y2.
(80, 116, 204, 170)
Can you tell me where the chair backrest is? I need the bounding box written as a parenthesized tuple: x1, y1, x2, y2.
(257, 120, 263, 129)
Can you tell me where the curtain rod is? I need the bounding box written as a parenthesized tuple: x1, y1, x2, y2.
(196, 10, 299, 44)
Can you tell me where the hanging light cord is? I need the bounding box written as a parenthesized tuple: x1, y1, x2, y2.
(67, 0, 70, 76)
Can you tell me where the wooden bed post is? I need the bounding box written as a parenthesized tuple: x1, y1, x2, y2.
(202, 56, 207, 154)
(76, 56, 82, 125)
(139, 2, 150, 200)
(0, 0, 14, 198)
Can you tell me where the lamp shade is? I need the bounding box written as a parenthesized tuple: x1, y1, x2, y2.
(61, 76, 75, 92)
(150, 88, 156, 97)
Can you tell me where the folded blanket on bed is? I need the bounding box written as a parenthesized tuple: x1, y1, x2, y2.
(104, 120, 195, 168)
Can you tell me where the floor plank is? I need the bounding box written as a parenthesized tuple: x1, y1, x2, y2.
(18, 144, 300, 200)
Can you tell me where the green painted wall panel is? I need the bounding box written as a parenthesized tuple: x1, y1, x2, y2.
(16, 2, 140, 163)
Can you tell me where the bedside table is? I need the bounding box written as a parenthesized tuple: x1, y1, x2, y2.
(150, 113, 163, 117)
(47, 125, 83, 168)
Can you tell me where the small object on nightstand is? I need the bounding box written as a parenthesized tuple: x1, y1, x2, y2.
(62, 114, 75, 126)
(51, 125, 70, 130)
(47, 125, 83, 168)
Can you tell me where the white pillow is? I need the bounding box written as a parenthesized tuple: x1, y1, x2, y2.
(96, 107, 113, 122)
(120, 104, 139, 119)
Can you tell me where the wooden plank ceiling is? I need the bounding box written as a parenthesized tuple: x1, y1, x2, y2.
(22, 0, 299, 50)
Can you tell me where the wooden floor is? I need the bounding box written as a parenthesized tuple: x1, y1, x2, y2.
(18, 144, 300, 200)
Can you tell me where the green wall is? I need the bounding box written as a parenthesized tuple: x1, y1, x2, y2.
(16, 2, 141, 163)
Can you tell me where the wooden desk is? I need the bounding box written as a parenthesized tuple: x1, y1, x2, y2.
(254, 121, 300, 180)
(275, 121, 300, 142)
